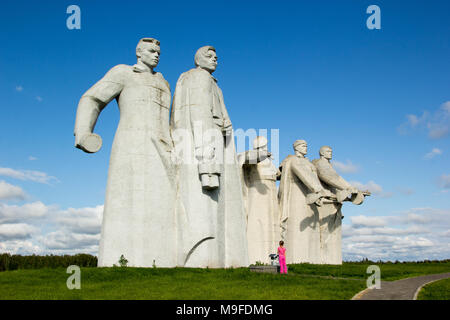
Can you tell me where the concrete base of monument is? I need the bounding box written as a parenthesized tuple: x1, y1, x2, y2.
(249, 265, 288, 274)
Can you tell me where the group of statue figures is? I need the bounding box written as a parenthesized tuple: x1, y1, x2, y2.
(74, 38, 369, 268)
(240, 138, 369, 265)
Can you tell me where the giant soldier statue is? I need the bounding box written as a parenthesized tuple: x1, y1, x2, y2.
(312, 146, 370, 264)
(73, 38, 177, 267)
(278, 140, 336, 264)
(313, 146, 366, 204)
(239, 136, 281, 265)
(170, 46, 249, 268)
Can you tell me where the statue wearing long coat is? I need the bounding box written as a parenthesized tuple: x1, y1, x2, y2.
(170, 67, 248, 268)
(74, 64, 177, 267)
(312, 158, 347, 264)
(278, 155, 323, 264)
(240, 153, 281, 265)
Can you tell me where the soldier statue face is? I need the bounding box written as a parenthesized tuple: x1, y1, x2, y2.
(294, 142, 307, 156)
(324, 148, 332, 160)
(137, 42, 160, 69)
(320, 146, 332, 160)
(258, 144, 268, 152)
(253, 136, 268, 151)
(196, 48, 218, 73)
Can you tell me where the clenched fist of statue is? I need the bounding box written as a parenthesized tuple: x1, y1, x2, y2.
(75, 132, 103, 153)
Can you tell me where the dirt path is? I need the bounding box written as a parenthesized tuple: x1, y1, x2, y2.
(352, 272, 450, 300)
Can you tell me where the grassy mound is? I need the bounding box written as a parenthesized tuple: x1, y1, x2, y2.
(417, 278, 450, 300)
(289, 261, 450, 281)
(0, 267, 365, 300)
(1, 261, 448, 300)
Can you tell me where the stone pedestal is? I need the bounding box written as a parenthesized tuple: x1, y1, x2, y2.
(249, 265, 288, 274)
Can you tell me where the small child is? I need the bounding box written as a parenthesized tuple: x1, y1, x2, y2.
(278, 240, 287, 274)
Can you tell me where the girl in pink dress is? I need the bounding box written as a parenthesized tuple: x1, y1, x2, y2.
(278, 240, 287, 274)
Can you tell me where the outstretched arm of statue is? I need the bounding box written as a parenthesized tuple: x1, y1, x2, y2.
(290, 163, 323, 194)
(73, 65, 125, 153)
(317, 163, 357, 193)
(241, 149, 271, 165)
(321, 171, 352, 190)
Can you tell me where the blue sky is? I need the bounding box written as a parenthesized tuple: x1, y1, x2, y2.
(0, 0, 449, 261)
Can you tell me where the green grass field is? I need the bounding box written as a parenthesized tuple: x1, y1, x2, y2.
(289, 261, 450, 281)
(417, 278, 450, 300)
(0, 267, 366, 300)
(0, 261, 449, 300)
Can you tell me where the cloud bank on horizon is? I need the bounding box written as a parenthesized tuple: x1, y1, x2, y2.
(0, 164, 448, 262)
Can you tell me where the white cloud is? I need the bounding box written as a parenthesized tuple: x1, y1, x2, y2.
(28, 156, 38, 161)
(0, 167, 58, 184)
(0, 223, 38, 241)
(406, 114, 421, 127)
(40, 231, 100, 251)
(443, 101, 450, 112)
(438, 174, 450, 189)
(332, 160, 359, 174)
(399, 101, 450, 139)
(0, 199, 103, 255)
(350, 180, 393, 198)
(404, 212, 432, 224)
(350, 215, 386, 228)
(343, 207, 450, 261)
(345, 226, 429, 237)
(424, 148, 443, 159)
(0, 240, 43, 255)
(0, 201, 52, 223)
(36, 96, 43, 102)
(0, 180, 26, 201)
(56, 205, 103, 235)
(15, 85, 23, 92)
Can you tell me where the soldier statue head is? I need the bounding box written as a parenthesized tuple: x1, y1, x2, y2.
(136, 38, 160, 71)
(253, 136, 268, 151)
(293, 140, 307, 157)
(195, 46, 218, 74)
(319, 146, 332, 160)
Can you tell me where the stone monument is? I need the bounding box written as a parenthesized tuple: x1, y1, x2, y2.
(239, 136, 281, 265)
(278, 139, 336, 264)
(170, 46, 249, 268)
(312, 145, 370, 264)
(72, 39, 370, 269)
(313, 146, 368, 205)
(74, 38, 177, 267)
